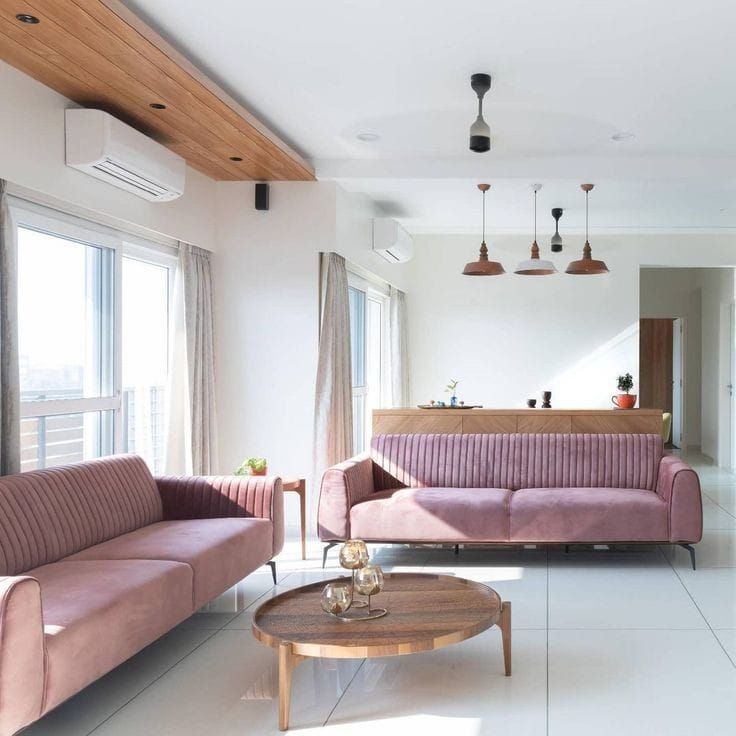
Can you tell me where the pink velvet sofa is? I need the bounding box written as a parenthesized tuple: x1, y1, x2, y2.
(0, 454, 284, 736)
(318, 433, 702, 567)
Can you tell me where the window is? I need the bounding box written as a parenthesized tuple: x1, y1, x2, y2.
(14, 201, 174, 472)
(121, 254, 172, 474)
(348, 273, 388, 453)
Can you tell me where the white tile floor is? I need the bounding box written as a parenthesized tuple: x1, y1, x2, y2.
(24, 454, 736, 736)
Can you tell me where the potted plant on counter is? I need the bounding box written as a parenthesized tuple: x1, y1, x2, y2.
(612, 373, 636, 409)
(445, 379, 460, 407)
(235, 457, 268, 476)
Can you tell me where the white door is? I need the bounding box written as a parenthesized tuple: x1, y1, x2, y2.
(672, 318, 683, 447)
(730, 303, 736, 470)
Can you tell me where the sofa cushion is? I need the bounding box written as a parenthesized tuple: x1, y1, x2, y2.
(370, 434, 663, 492)
(30, 559, 193, 712)
(66, 518, 274, 608)
(0, 455, 163, 575)
(509, 487, 669, 542)
(350, 487, 511, 542)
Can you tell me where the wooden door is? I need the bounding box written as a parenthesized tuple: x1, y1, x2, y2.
(639, 318, 673, 425)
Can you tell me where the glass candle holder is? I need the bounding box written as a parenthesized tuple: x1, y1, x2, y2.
(355, 564, 384, 612)
(339, 540, 370, 608)
(339, 540, 369, 570)
(321, 582, 352, 616)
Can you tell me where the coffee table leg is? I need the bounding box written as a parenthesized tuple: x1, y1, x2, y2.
(499, 601, 511, 676)
(278, 642, 301, 730)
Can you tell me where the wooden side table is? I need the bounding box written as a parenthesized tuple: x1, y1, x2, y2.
(281, 477, 306, 560)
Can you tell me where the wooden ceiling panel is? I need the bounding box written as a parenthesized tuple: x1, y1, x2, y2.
(0, 0, 314, 181)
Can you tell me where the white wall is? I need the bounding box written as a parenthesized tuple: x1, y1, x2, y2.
(212, 181, 409, 528)
(640, 268, 702, 448)
(697, 269, 735, 463)
(0, 61, 216, 249)
(405, 235, 736, 426)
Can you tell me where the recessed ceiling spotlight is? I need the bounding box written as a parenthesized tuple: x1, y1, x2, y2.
(356, 132, 380, 142)
(16, 13, 39, 24)
(611, 131, 636, 142)
(149, 103, 166, 110)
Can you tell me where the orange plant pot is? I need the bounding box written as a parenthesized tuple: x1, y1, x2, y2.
(611, 394, 637, 409)
(249, 467, 268, 476)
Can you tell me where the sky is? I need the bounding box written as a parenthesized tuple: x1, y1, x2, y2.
(18, 227, 169, 396)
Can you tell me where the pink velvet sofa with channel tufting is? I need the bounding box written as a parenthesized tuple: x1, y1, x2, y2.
(318, 433, 702, 568)
(0, 454, 283, 736)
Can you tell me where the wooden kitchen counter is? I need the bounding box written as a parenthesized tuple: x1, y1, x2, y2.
(372, 408, 663, 435)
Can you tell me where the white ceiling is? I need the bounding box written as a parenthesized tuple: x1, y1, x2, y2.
(123, 0, 736, 232)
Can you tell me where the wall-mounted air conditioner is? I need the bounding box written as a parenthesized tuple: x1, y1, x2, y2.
(372, 217, 413, 263)
(65, 109, 185, 202)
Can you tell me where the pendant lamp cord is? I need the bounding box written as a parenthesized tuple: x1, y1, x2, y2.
(534, 189, 537, 241)
(585, 189, 589, 241)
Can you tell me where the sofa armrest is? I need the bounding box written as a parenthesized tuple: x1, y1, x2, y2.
(155, 475, 284, 557)
(656, 455, 703, 543)
(317, 454, 375, 541)
(0, 576, 45, 736)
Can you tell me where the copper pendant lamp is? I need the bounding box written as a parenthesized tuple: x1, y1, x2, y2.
(515, 184, 557, 275)
(566, 183, 609, 275)
(462, 184, 505, 276)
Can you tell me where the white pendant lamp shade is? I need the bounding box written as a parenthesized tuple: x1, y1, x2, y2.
(515, 185, 557, 276)
(515, 249, 557, 275)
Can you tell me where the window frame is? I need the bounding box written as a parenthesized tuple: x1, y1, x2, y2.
(11, 198, 176, 469)
(347, 269, 390, 453)
(120, 241, 177, 472)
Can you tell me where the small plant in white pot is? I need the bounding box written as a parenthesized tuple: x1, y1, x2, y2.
(612, 373, 636, 409)
(235, 457, 268, 476)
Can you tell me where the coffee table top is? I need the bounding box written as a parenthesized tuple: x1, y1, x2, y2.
(252, 572, 502, 659)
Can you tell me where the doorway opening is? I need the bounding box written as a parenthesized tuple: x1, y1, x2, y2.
(640, 267, 735, 466)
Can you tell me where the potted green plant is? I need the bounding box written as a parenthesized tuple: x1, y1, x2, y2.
(235, 457, 268, 476)
(612, 373, 636, 409)
(445, 379, 459, 407)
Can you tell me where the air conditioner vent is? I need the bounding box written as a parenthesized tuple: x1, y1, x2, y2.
(65, 109, 185, 202)
(372, 218, 413, 263)
(92, 158, 171, 198)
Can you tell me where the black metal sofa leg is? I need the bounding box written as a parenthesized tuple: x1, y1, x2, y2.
(454, 544, 460, 555)
(267, 560, 277, 585)
(680, 543, 697, 570)
(322, 542, 339, 568)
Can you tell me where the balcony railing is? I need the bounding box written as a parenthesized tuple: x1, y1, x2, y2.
(20, 386, 166, 473)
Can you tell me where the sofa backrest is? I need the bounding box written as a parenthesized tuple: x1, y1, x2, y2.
(0, 454, 163, 575)
(370, 434, 663, 493)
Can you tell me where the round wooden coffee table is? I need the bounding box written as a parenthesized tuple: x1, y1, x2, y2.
(252, 572, 511, 730)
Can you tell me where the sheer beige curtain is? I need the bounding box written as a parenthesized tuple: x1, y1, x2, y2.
(0, 180, 20, 476)
(314, 253, 353, 480)
(164, 243, 218, 475)
(388, 286, 410, 408)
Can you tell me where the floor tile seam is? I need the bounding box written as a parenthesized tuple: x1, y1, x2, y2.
(657, 545, 736, 669)
(322, 659, 367, 727)
(85, 626, 224, 735)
